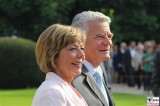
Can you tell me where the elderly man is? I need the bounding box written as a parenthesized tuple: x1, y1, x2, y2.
(71, 11, 115, 106)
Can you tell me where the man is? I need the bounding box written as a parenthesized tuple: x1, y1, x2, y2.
(117, 42, 127, 84)
(124, 40, 136, 87)
(71, 11, 115, 106)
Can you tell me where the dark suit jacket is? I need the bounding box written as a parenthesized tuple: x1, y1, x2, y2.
(151, 51, 160, 97)
(72, 64, 115, 106)
(124, 49, 134, 72)
(124, 49, 135, 86)
(117, 50, 125, 71)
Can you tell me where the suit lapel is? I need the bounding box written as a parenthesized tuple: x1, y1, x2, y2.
(101, 64, 115, 106)
(101, 64, 111, 90)
(100, 64, 109, 87)
(103, 80, 114, 106)
(82, 65, 108, 106)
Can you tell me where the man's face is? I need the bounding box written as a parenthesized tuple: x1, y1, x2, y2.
(130, 41, 136, 49)
(84, 20, 113, 67)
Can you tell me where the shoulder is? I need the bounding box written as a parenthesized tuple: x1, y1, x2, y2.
(72, 74, 86, 85)
(36, 80, 65, 97)
(32, 81, 66, 106)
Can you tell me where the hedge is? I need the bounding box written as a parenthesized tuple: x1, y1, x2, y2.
(0, 37, 45, 89)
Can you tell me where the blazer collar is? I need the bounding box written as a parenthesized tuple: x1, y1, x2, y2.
(46, 72, 86, 106)
(45, 72, 68, 86)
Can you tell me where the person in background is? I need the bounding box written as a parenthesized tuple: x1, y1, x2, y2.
(117, 42, 127, 84)
(151, 44, 160, 97)
(155, 42, 160, 52)
(104, 48, 114, 85)
(32, 24, 88, 106)
(112, 44, 119, 83)
(132, 42, 144, 89)
(71, 11, 115, 106)
(124, 40, 137, 87)
(103, 59, 113, 85)
(142, 41, 155, 95)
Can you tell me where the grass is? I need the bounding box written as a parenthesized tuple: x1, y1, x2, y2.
(0, 88, 36, 106)
(0, 89, 147, 106)
(113, 93, 146, 106)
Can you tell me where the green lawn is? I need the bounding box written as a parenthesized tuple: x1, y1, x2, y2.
(0, 89, 36, 106)
(113, 93, 146, 106)
(0, 89, 147, 106)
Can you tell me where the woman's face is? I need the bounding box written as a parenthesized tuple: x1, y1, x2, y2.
(55, 43, 85, 82)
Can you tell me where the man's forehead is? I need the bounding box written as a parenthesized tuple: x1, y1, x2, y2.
(88, 20, 109, 25)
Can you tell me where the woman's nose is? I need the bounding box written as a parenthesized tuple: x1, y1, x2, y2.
(78, 49, 85, 59)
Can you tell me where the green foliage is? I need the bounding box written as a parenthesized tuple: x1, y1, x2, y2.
(108, 0, 160, 43)
(0, 0, 160, 42)
(0, 0, 75, 41)
(0, 37, 45, 89)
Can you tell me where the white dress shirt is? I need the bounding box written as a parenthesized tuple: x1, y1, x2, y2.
(83, 60, 103, 76)
(130, 48, 136, 58)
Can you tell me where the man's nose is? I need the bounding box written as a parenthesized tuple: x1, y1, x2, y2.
(102, 38, 112, 48)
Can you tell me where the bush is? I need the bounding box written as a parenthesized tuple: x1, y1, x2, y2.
(0, 37, 45, 89)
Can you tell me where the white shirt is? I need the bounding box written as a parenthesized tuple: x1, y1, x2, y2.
(120, 48, 125, 54)
(83, 60, 103, 76)
(130, 48, 136, 58)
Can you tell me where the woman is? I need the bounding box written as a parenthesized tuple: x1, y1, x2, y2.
(132, 43, 144, 89)
(142, 41, 155, 95)
(32, 24, 88, 106)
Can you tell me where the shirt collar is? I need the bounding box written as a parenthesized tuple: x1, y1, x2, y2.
(83, 60, 103, 77)
(45, 72, 68, 86)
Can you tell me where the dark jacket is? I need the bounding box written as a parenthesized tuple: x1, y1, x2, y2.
(124, 49, 134, 72)
(151, 51, 160, 97)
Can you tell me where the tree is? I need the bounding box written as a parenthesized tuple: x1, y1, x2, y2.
(0, 0, 74, 41)
(108, 0, 160, 43)
(0, 0, 159, 42)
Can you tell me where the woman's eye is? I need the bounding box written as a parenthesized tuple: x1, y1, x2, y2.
(69, 48, 76, 51)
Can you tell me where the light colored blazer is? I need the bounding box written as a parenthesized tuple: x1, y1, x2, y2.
(32, 72, 87, 106)
(72, 65, 115, 106)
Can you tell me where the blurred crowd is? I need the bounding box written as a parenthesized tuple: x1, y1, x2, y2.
(104, 40, 160, 94)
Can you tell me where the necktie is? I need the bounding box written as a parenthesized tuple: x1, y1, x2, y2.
(93, 72, 109, 104)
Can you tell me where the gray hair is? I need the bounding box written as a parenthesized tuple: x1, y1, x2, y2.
(121, 42, 127, 48)
(71, 11, 111, 33)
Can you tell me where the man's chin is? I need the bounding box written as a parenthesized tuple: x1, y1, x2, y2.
(103, 56, 110, 61)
